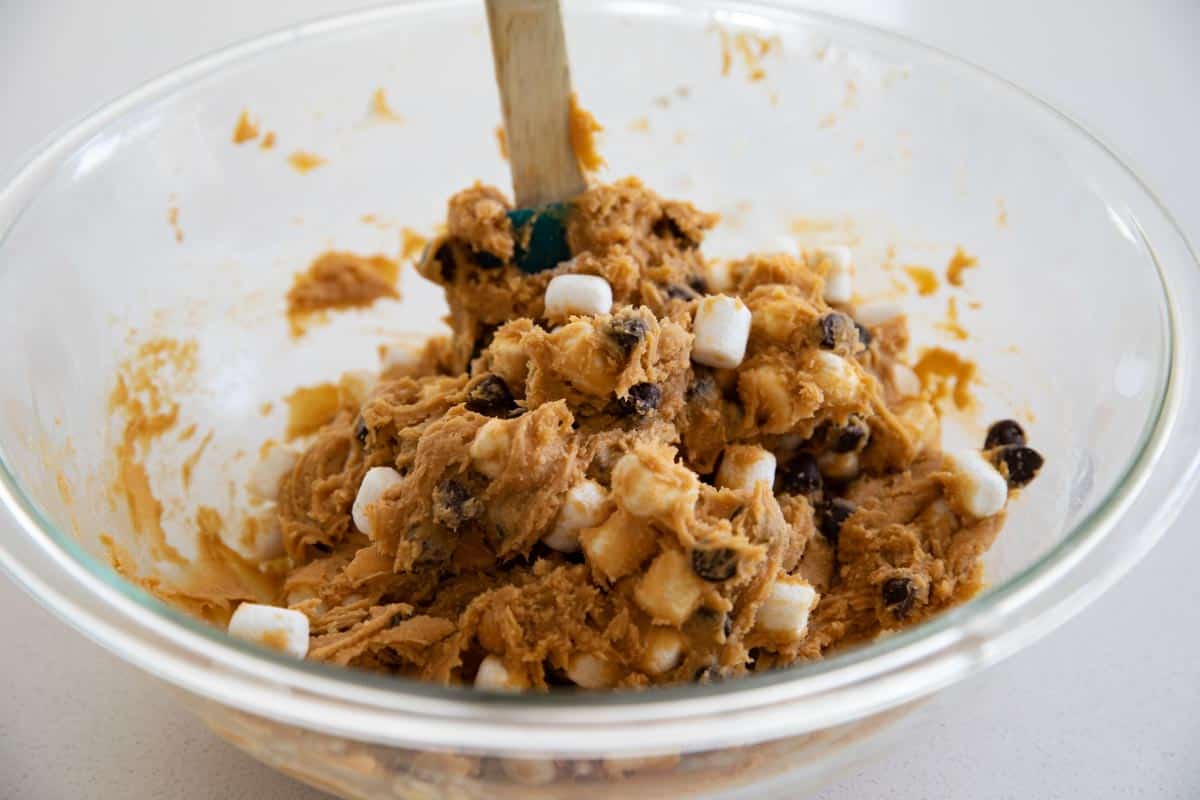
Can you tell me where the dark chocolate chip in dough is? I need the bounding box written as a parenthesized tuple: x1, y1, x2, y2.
(687, 274, 709, 294)
(353, 415, 369, 447)
(818, 312, 852, 350)
(473, 248, 504, 270)
(817, 498, 856, 545)
(469, 323, 500, 363)
(433, 241, 455, 282)
(691, 547, 740, 582)
(779, 452, 823, 495)
(617, 382, 661, 417)
(665, 284, 698, 301)
(985, 419, 1027, 449)
(466, 374, 516, 417)
(832, 416, 869, 453)
(686, 371, 718, 401)
(653, 215, 686, 241)
(881, 577, 915, 618)
(854, 320, 872, 347)
(996, 445, 1044, 488)
(606, 316, 648, 356)
(431, 479, 481, 531)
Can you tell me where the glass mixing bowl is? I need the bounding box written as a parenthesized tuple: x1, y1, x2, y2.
(1, 1, 1198, 797)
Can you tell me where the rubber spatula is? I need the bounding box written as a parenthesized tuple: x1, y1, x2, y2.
(485, 0, 587, 273)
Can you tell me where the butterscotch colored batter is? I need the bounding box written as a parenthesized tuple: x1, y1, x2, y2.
(226, 179, 1043, 688)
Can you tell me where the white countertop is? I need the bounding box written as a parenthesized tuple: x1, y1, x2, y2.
(2, 1, 1197, 797)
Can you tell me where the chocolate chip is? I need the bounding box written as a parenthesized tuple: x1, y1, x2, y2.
(431, 479, 481, 531)
(606, 316, 647, 356)
(985, 419, 1027, 449)
(691, 547, 740, 582)
(617, 382, 661, 417)
(353, 415, 369, 447)
(832, 417, 869, 453)
(687, 274, 709, 294)
(665, 284, 698, 301)
(818, 313, 852, 349)
(313, 542, 332, 554)
(466, 374, 516, 417)
(653, 215, 686, 241)
(881, 577, 915, 618)
(854, 321, 872, 347)
(433, 242, 455, 282)
(779, 452, 823, 495)
(469, 323, 499, 363)
(694, 664, 723, 683)
(473, 249, 504, 270)
(995, 446, 1044, 488)
(817, 498, 856, 545)
(686, 371, 717, 401)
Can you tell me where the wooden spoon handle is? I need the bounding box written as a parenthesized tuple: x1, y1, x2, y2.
(485, 0, 588, 208)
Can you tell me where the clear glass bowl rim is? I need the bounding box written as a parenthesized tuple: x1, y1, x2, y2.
(1, 0, 1198, 757)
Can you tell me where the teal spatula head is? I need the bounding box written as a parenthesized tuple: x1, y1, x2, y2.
(507, 202, 572, 274)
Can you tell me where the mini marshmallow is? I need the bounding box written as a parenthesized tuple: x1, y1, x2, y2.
(811, 246, 853, 304)
(227, 603, 310, 658)
(814, 351, 861, 404)
(888, 362, 923, 398)
(469, 418, 512, 479)
(351, 466, 404, 534)
(610, 450, 699, 522)
(716, 445, 777, 493)
(474, 655, 525, 691)
(945, 449, 1008, 518)
(543, 480, 609, 553)
(692, 294, 752, 369)
(754, 577, 818, 640)
(247, 444, 298, 502)
(817, 451, 860, 481)
(634, 550, 705, 627)
(855, 303, 903, 327)
(580, 510, 658, 582)
(704, 260, 736, 292)
(566, 653, 620, 689)
(640, 627, 685, 675)
(544, 274, 613, 317)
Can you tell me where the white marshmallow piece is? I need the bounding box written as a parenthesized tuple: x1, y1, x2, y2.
(888, 362, 923, 398)
(247, 444, 299, 502)
(945, 449, 1008, 519)
(566, 653, 620, 689)
(855, 303, 904, 327)
(716, 445, 777, 493)
(470, 418, 512, 479)
(812, 246, 853, 304)
(692, 295, 752, 369)
(704, 260, 736, 292)
(545, 275, 613, 317)
(640, 627, 686, 675)
(351, 466, 404, 535)
(227, 603, 310, 658)
(543, 480, 609, 553)
(754, 577, 818, 640)
(814, 351, 861, 404)
(475, 655, 525, 691)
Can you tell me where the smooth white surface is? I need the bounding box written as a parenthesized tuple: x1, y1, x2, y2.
(0, 1, 1197, 798)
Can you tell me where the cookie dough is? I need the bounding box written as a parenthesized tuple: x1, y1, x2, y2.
(254, 179, 1041, 688)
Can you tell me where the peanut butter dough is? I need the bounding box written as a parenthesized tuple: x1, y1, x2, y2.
(243, 180, 1041, 688)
